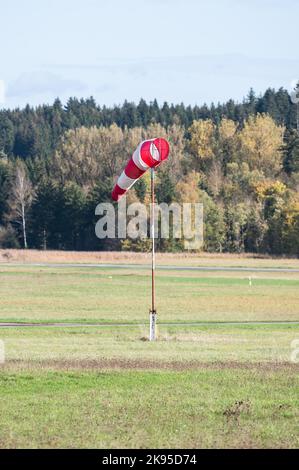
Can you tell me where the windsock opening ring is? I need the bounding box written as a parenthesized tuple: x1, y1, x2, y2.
(112, 137, 170, 202)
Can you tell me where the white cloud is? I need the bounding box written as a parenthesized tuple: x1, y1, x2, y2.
(0, 80, 5, 104)
(3, 54, 299, 109)
(7, 71, 86, 98)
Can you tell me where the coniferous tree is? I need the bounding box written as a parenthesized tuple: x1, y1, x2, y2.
(283, 129, 299, 174)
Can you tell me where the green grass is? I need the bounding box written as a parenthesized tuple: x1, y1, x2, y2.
(0, 368, 298, 448)
(1, 324, 299, 363)
(0, 266, 298, 323)
(0, 263, 298, 448)
(0, 324, 298, 448)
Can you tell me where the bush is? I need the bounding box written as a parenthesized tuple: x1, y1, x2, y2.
(0, 225, 20, 248)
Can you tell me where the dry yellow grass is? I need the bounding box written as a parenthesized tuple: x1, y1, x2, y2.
(0, 249, 298, 268)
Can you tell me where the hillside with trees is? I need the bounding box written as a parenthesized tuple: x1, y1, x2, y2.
(0, 87, 299, 255)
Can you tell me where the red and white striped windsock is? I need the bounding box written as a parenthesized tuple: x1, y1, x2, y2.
(111, 138, 170, 202)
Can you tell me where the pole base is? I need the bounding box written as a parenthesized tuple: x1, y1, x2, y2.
(149, 310, 157, 341)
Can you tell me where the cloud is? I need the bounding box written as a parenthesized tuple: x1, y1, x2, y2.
(49, 54, 299, 81)
(4, 53, 299, 108)
(37, 54, 298, 106)
(0, 80, 5, 104)
(95, 83, 116, 93)
(7, 71, 86, 98)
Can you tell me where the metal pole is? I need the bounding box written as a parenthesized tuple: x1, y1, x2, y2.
(149, 167, 156, 341)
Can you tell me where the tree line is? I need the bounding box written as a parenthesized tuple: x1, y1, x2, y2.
(0, 87, 298, 255)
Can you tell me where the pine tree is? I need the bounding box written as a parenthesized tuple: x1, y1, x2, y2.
(283, 129, 299, 174)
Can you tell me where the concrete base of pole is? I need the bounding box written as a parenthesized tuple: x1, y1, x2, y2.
(149, 310, 157, 341)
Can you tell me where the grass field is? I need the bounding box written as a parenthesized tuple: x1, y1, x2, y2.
(0, 265, 299, 323)
(0, 254, 298, 448)
(0, 365, 298, 448)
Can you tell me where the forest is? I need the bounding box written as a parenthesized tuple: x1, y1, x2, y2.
(0, 87, 299, 255)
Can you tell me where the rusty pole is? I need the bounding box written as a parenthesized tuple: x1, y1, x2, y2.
(149, 167, 156, 341)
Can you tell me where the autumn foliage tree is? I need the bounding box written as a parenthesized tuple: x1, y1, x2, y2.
(0, 91, 298, 254)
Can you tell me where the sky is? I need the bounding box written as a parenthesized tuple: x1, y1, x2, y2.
(0, 0, 298, 109)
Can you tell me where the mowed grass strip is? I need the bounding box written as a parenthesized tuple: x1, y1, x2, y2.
(1, 324, 299, 364)
(0, 367, 298, 449)
(0, 266, 298, 322)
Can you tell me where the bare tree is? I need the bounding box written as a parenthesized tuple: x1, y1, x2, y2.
(8, 162, 34, 249)
(207, 160, 224, 198)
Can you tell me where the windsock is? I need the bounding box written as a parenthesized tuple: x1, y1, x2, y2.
(112, 138, 170, 202)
